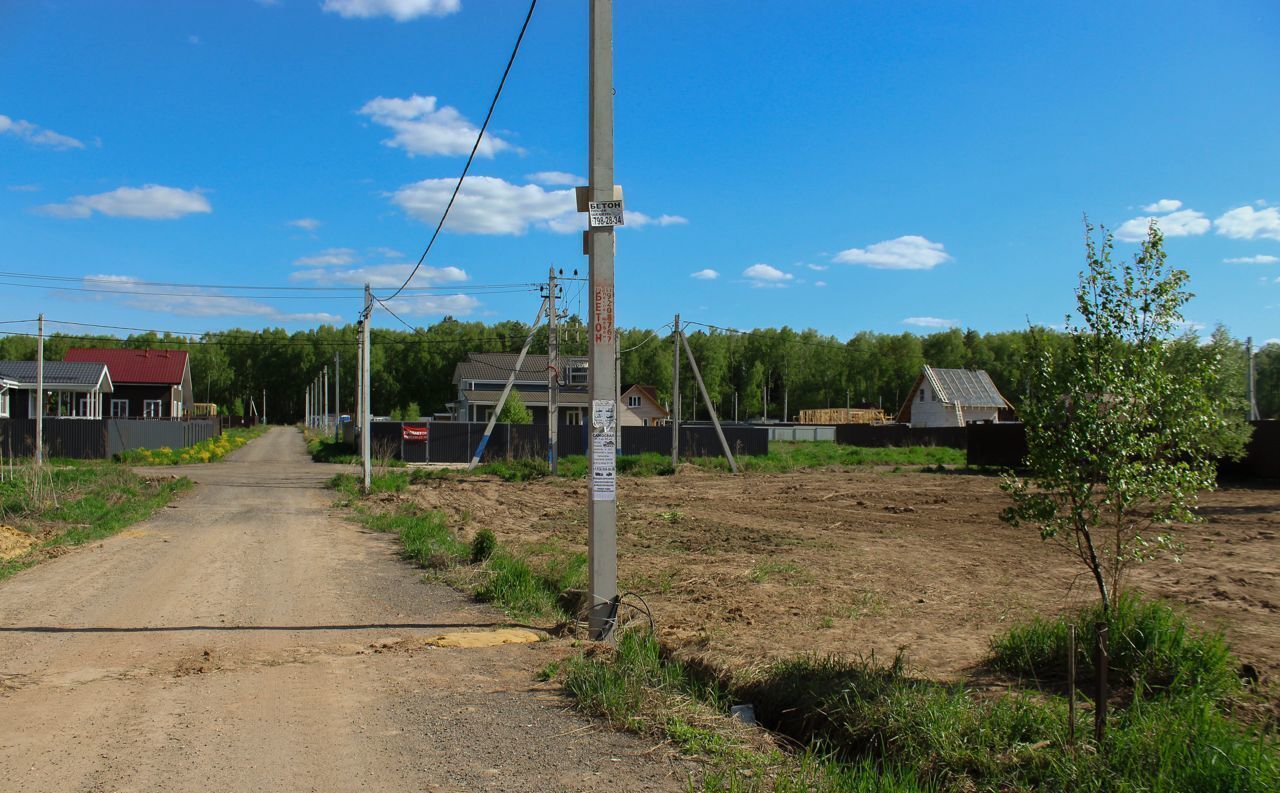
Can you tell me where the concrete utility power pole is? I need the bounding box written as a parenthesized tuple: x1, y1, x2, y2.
(585, 0, 618, 640)
(334, 351, 341, 442)
(547, 267, 560, 474)
(361, 284, 373, 493)
(35, 314, 44, 467)
(1247, 337, 1261, 422)
(323, 366, 330, 433)
(671, 313, 680, 469)
(262, 389, 267, 425)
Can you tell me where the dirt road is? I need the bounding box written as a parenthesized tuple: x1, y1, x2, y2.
(0, 428, 685, 792)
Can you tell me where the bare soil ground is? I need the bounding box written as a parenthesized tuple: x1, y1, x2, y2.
(0, 429, 691, 793)
(409, 467, 1280, 682)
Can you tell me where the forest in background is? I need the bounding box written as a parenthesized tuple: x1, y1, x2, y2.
(0, 317, 1274, 424)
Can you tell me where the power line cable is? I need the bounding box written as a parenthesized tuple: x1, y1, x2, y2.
(379, 0, 538, 304)
(0, 269, 538, 294)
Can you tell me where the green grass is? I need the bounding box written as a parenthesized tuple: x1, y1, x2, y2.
(466, 444, 961, 482)
(325, 473, 583, 623)
(989, 591, 1240, 700)
(552, 596, 1278, 793)
(0, 462, 191, 580)
(118, 425, 267, 465)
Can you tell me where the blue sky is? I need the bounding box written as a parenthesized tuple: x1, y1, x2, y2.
(2, 0, 1277, 342)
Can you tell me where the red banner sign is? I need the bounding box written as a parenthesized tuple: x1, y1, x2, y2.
(402, 425, 429, 442)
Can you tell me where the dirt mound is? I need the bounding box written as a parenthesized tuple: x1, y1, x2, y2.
(0, 525, 35, 561)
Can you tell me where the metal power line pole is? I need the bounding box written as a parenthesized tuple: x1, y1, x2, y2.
(35, 314, 44, 467)
(361, 284, 373, 493)
(586, 0, 618, 640)
(547, 267, 560, 474)
(334, 351, 341, 441)
(671, 313, 680, 469)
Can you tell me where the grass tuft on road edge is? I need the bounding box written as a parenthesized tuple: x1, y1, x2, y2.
(1, 462, 192, 581)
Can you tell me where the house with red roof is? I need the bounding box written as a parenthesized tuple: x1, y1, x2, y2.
(64, 348, 194, 419)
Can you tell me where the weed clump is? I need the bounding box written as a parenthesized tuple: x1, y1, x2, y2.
(990, 591, 1239, 700)
(470, 528, 497, 564)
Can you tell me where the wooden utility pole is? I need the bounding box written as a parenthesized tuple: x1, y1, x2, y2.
(35, 314, 44, 466)
(586, 0, 618, 640)
(671, 313, 680, 469)
(547, 267, 560, 474)
(361, 284, 372, 493)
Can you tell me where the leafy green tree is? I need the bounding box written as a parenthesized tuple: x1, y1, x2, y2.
(497, 389, 532, 424)
(1001, 221, 1250, 614)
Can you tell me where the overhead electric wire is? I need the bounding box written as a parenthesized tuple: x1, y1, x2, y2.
(0, 269, 539, 294)
(0, 278, 540, 301)
(379, 0, 538, 304)
(683, 319, 852, 352)
(0, 327, 543, 351)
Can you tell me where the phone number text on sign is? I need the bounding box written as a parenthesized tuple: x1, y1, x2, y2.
(594, 285, 614, 344)
(588, 200, 624, 227)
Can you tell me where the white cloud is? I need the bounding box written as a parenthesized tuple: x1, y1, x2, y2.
(806, 263, 828, 271)
(293, 263, 467, 288)
(393, 176, 575, 234)
(0, 114, 84, 150)
(743, 263, 793, 287)
(814, 280, 827, 288)
(1215, 205, 1280, 241)
(83, 275, 341, 322)
(294, 247, 358, 266)
(7, 184, 40, 192)
(627, 212, 688, 228)
(359, 94, 513, 157)
(1224, 254, 1278, 264)
(371, 246, 403, 258)
(322, 0, 460, 21)
(833, 235, 952, 270)
(1264, 338, 1280, 346)
(690, 269, 719, 280)
(1142, 199, 1182, 213)
(288, 217, 322, 231)
(36, 185, 210, 220)
(188, 34, 201, 45)
(526, 171, 583, 187)
(1116, 208, 1210, 242)
(903, 316, 958, 328)
(384, 293, 480, 317)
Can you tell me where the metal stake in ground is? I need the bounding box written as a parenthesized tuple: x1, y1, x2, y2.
(1094, 620, 1108, 743)
(1068, 623, 1076, 746)
(586, 0, 618, 640)
(466, 299, 547, 470)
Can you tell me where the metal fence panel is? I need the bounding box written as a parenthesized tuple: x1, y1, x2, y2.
(0, 418, 107, 459)
(106, 419, 221, 457)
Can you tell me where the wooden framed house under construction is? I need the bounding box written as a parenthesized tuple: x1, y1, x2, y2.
(896, 365, 1013, 427)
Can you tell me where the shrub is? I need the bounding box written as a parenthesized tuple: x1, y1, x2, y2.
(470, 528, 497, 564)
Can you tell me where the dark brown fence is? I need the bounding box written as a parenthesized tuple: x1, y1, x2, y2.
(360, 421, 768, 463)
(0, 419, 107, 459)
(835, 423, 969, 449)
(967, 420, 1279, 480)
(0, 418, 222, 460)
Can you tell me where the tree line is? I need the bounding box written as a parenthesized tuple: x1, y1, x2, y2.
(0, 319, 1274, 423)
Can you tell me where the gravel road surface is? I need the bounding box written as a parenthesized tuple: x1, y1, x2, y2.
(0, 428, 686, 792)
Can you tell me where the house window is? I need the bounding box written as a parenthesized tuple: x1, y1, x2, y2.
(920, 389, 925, 402)
(79, 397, 93, 418)
(627, 395, 641, 408)
(0, 387, 8, 418)
(143, 400, 163, 418)
(563, 408, 583, 425)
(111, 399, 129, 418)
(568, 365, 588, 385)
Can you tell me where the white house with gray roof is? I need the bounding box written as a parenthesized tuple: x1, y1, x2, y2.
(896, 365, 1012, 427)
(0, 361, 114, 420)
